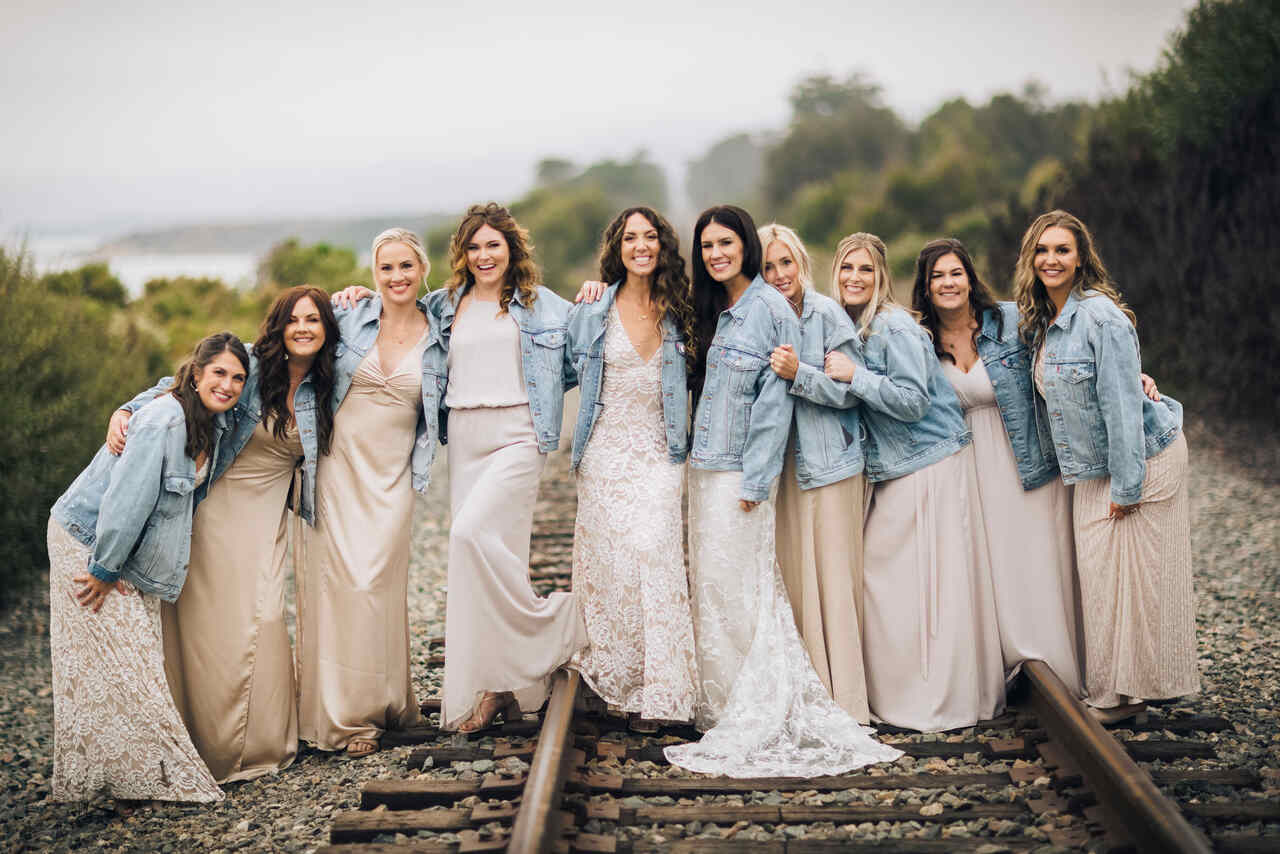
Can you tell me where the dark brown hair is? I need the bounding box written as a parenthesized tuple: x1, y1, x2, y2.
(911, 238, 1001, 362)
(690, 205, 763, 389)
(598, 206, 695, 370)
(170, 332, 250, 460)
(253, 285, 339, 454)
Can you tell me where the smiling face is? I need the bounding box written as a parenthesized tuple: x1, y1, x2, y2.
(1034, 225, 1080, 293)
(837, 247, 877, 308)
(700, 222, 745, 284)
(466, 224, 511, 288)
(375, 241, 425, 305)
(928, 252, 971, 314)
(620, 212, 659, 279)
(283, 295, 326, 360)
(194, 350, 247, 413)
(762, 240, 803, 304)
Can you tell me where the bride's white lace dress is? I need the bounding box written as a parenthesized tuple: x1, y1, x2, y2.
(569, 307, 698, 721)
(666, 470, 903, 777)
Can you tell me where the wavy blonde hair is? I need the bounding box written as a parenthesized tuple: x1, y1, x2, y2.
(830, 232, 910, 339)
(1014, 209, 1135, 349)
(446, 202, 539, 313)
(371, 227, 430, 289)
(758, 223, 814, 294)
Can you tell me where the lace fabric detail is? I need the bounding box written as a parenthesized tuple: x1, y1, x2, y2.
(571, 307, 697, 721)
(667, 470, 903, 777)
(47, 519, 223, 802)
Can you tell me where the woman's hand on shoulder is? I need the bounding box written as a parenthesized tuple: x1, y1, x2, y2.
(738, 499, 760, 513)
(575, 281, 606, 304)
(823, 351, 856, 382)
(1108, 501, 1139, 520)
(333, 285, 375, 309)
(769, 345, 799, 380)
(106, 409, 132, 455)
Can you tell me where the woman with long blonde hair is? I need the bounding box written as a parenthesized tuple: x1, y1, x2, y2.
(823, 233, 1004, 732)
(758, 223, 872, 723)
(1014, 210, 1195, 723)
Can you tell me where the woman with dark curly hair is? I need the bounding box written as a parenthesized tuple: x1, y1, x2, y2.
(427, 203, 587, 733)
(565, 207, 699, 730)
(108, 286, 341, 779)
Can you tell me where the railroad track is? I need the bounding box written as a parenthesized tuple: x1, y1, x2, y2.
(319, 459, 1279, 854)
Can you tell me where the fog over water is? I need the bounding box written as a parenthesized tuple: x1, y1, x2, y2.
(3, 0, 1195, 251)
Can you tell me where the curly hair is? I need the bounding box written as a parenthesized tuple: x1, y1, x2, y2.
(598, 206, 695, 371)
(252, 286, 339, 454)
(1014, 209, 1136, 350)
(830, 232, 911, 340)
(690, 205, 762, 387)
(171, 331, 250, 461)
(446, 202, 539, 313)
(911, 238, 1001, 363)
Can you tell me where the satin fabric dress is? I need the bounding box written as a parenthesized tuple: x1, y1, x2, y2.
(943, 358, 1083, 696)
(298, 340, 425, 749)
(162, 418, 301, 781)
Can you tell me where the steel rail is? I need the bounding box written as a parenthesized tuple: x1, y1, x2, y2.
(508, 668, 581, 854)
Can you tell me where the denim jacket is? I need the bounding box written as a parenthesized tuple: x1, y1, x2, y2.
(1035, 289, 1182, 504)
(118, 351, 326, 523)
(841, 306, 971, 482)
(690, 276, 803, 502)
(783, 291, 866, 489)
(427, 285, 574, 454)
(565, 282, 689, 471)
(973, 302, 1059, 490)
(51, 394, 231, 601)
(333, 295, 449, 494)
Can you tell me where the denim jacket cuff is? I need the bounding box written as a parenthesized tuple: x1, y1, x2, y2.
(740, 481, 770, 503)
(847, 365, 875, 399)
(788, 365, 813, 398)
(1111, 483, 1143, 506)
(88, 560, 121, 584)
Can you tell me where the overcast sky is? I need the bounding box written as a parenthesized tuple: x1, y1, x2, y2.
(1, 0, 1196, 232)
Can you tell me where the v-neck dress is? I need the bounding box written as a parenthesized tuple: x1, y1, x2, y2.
(298, 337, 427, 749)
(569, 305, 698, 721)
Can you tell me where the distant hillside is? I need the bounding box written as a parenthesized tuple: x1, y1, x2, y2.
(94, 213, 457, 256)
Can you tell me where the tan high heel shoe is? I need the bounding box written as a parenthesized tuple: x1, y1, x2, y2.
(458, 691, 520, 734)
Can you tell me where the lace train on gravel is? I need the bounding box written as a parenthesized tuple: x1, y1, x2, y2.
(666, 470, 903, 777)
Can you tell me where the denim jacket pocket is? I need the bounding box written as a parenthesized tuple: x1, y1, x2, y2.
(155, 474, 195, 518)
(530, 328, 567, 375)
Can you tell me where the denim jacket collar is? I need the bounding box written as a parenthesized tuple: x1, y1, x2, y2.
(725, 275, 770, 319)
(1050, 289, 1089, 332)
(979, 306, 1005, 344)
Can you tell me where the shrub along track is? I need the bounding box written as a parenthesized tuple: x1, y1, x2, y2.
(317, 462, 1278, 854)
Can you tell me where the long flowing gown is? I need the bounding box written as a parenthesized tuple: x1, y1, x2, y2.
(861, 444, 1006, 732)
(440, 301, 587, 730)
(569, 306, 698, 722)
(298, 342, 425, 749)
(48, 463, 223, 803)
(775, 432, 870, 722)
(161, 418, 301, 782)
(943, 358, 1083, 696)
(665, 469, 902, 777)
(1034, 350, 1198, 707)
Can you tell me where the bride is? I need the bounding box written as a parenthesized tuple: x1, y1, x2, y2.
(581, 205, 901, 777)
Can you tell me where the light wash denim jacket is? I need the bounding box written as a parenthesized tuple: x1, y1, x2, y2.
(565, 282, 689, 471)
(1035, 289, 1182, 504)
(690, 275, 803, 502)
(974, 302, 1059, 490)
(784, 291, 867, 489)
(841, 306, 971, 482)
(427, 285, 574, 454)
(333, 295, 448, 494)
(117, 351, 327, 523)
(51, 394, 231, 601)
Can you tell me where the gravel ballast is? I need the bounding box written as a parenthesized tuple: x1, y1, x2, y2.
(3, 414, 1277, 853)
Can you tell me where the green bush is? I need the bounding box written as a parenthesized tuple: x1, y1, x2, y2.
(0, 251, 166, 608)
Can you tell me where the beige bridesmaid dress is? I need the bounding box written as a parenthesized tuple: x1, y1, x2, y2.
(162, 419, 301, 782)
(298, 340, 425, 749)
